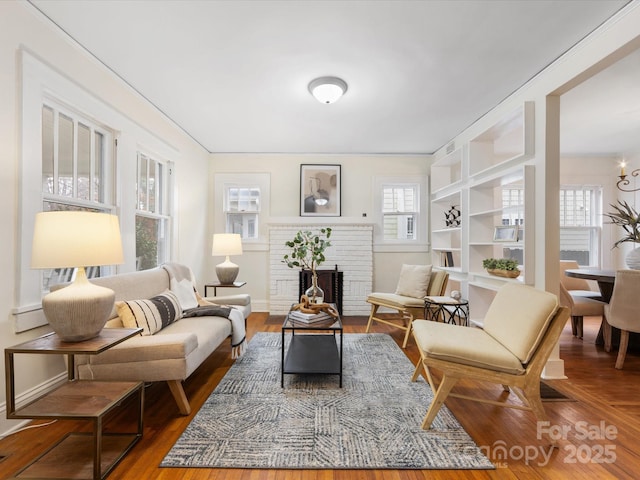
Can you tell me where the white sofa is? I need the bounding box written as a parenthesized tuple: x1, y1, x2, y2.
(74, 265, 251, 415)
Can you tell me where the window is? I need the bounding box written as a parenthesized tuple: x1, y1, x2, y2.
(136, 152, 172, 270)
(41, 102, 115, 288)
(41, 103, 112, 208)
(501, 188, 525, 226)
(382, 184, 419, 240)
(501, 185, 602, 266)
(560, 186, 601, 266)
(224, 185, 260, 239)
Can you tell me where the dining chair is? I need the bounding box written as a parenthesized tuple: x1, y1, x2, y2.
(558, 283, 605, 339)
(603, 269, 640, 369)
(559, 260, 602, 300)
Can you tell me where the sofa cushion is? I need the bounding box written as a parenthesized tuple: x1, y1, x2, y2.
(395, 264, 432, 298)
(116, 290, 182, 335)
(412, 319, 525, 375)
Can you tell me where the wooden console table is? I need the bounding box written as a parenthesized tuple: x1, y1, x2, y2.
(5, 328, 144, 480)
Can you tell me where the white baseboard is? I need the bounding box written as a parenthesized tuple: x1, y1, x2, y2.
(0, 372, 67, 438)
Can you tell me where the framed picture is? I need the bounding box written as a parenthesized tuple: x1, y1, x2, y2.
(300, 164, 341, 216)
(493, 225, 518, 242)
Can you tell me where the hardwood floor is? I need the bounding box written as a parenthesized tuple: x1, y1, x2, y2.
(1, 313, 639, 479)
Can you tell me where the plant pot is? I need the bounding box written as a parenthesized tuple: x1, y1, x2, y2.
(486, 268, 520, 279)
(626, 246, 640, 270)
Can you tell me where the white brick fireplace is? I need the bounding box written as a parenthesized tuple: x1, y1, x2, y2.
(269, 224, 373, 315)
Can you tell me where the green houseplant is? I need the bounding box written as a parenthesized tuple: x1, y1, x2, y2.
(482, 258, 520, 278)
(282, 228, 332, 302)
(604, 200, 640, 269)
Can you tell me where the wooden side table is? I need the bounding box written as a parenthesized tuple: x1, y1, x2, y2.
(5, 328, 144, 480)
(204, 281, 246, 297)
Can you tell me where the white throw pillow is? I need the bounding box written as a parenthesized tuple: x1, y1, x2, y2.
(394, 264, 433, 298)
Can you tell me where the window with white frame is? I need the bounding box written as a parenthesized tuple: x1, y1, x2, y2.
(41, 102, 116, 288)
(224, 185, 260, 239)
(382, 184, 419, 241)
(559, 186, 602, 266)
(136, 152, 172, 270)
(502, 185, 602, 266)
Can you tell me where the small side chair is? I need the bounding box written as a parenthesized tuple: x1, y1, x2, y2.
(411, 283, 569, 442)
(366, 265, 448, 348)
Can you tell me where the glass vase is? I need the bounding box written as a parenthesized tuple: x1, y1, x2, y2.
(305, 273, 324, 304)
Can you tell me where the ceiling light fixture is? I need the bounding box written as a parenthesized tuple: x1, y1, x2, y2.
(308, 76, 348, 104)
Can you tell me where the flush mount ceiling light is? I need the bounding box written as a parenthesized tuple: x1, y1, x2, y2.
(308, 76, 348, 104)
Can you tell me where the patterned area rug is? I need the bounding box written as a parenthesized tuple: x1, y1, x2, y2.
(161, 332, 494, 470)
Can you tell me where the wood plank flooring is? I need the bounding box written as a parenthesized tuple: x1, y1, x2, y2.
(1, 314, 639, 479)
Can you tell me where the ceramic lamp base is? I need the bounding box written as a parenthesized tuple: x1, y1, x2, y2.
(216, 258, 239, 285)
(42, 270, 115, 342)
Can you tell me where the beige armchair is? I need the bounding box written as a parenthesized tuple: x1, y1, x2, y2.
(411, 283, 569, 442)
(603, 270, 640, 369)
(558, 282, 604, 339)
(366, 265, 448, 348)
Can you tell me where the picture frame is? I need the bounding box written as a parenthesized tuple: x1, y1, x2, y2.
(493, 225, 518, 242)
(300, 164, 341, 216)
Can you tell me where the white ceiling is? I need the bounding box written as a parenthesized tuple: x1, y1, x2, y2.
(28, 0, 636, 156)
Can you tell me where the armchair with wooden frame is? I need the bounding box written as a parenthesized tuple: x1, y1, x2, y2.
(366, 266, 449, 348)
(411, 283, 569, 442)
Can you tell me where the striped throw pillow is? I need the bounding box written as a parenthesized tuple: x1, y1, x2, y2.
(116, 290, 182, 335)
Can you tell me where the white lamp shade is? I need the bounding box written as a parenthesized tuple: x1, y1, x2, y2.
(211, 233, 243, 257)
(31, 211, 124, 268)
(308, 76, 348, 104)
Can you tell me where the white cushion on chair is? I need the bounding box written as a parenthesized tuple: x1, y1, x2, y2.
(367, 292, 426, 309)
(395, 264, 432, 298)
(483, 284, 558, 364)
(412, 320, 525, 375)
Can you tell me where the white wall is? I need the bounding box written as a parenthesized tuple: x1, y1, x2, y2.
(209, 153, 430, 310)
(0, 2, 210, 435)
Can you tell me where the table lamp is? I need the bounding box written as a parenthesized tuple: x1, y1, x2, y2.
(211, 233, 243, 285)
(31, 211, 124, 342)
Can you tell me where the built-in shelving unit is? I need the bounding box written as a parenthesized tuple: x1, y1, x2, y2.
(430, 102, 535, 322)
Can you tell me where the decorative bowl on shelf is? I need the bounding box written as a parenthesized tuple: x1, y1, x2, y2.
(486, 268, 521, 279)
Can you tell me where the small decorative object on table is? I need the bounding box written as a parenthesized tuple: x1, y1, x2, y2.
(482, 258, 521, 278)
(450, 290, 462, 300)
(290, 295, 339, 323)
(282, 228, 332, 303)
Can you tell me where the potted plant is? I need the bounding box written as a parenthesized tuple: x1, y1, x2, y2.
(282, 228, 332, 303)
(482, 258, 521, 278)
(604, 200, 640, 269)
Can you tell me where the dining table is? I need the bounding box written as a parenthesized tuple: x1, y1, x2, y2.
(564, 268, 638, 349)
(564, 268, 616, 302)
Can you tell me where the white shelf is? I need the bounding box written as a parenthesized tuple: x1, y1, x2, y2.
(432, 227, 461, 234)
(468, 102, 534, 177)
(429, 102, 534, 320)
